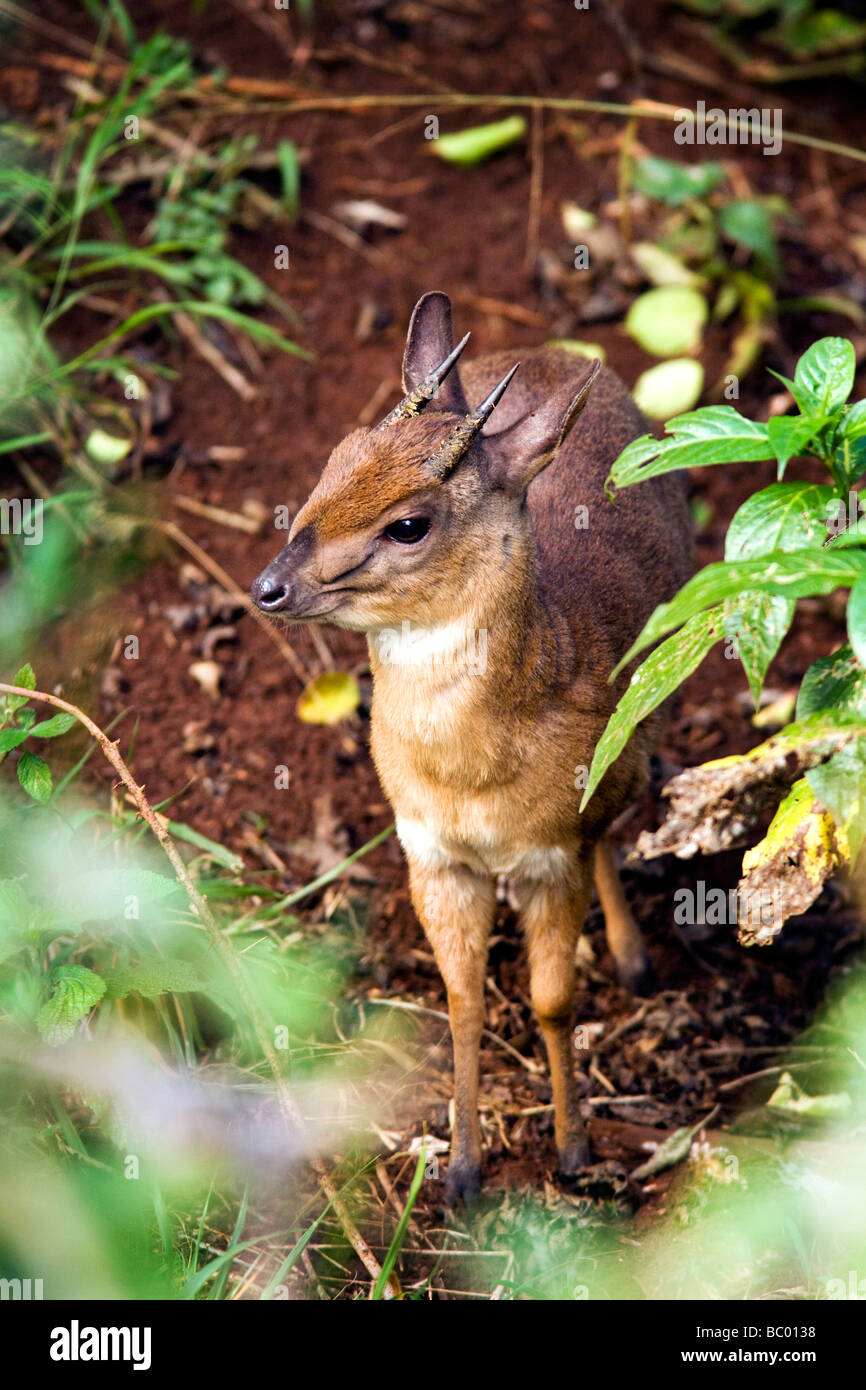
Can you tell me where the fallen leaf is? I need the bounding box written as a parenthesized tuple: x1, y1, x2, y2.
(296, 671, 360, 725)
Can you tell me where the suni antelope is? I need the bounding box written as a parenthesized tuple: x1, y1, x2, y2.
(252, 292, 693, 1201)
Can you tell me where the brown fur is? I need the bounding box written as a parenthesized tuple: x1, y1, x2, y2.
(252, 293, 694, 1201)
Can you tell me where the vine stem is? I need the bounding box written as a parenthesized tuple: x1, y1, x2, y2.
(0, 682, 393, 1297)
(205, 91, 866, 167)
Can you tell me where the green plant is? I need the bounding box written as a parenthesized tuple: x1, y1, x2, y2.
(674, 0, 866, 79)
(627, 155, 861, 393)
(0, 5, 306, 468)
(584, 336, 866, 932)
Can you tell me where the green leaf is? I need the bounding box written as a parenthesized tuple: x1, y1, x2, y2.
(581, 607, 724, 809)
(625, 286, 708, 357)
(795, 658, 866, 858)
(721, 483, 835, 703)
(609, 406, 774, 491)
(632, 359, 704, 419)
(37, 964, 106, 1044)
(807, 739, 866, 862)
(841, 398, 866, 442)
(17, 751, 52, 802)
(724, 482, 835, 560)
(431, 116, 527, 168)
(6, 663, 35, 713)
(100, 957, 206, 999)
(848, 575, 866, 667)
(0, 879, 62, 963)
(631, 155, 725, 207)
(0, 726, 31, 754)
(717, 198, 780, 272)
(612, 548, 866, 678)
(766, 415, 821, 479)
(277, 139, 300, 217)
(794, 337, 855, 416)
(797, 644, 866, 721)
(630, 242, 705, 288)
(28, 712, 77, 739)
(166, 821, 244, 872)
(779, 10, 866, 58)
(834, 399, 866, 485)
(725, 594, 795, 707)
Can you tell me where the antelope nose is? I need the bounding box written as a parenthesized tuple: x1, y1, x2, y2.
(251, 571, 290, 611)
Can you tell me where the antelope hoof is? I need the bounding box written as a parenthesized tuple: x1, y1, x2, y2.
(444, 1159, 482, 1207)
(616, 955, 657, 997)
(557, 1137, 592, 1180)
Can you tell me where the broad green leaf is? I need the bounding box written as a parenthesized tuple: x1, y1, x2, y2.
(100, 957, 206, 1000)
(766, 415, 821, 479)
(794, 337, 855, 416)
(17, 750, 52, 803)
(724, 482, 835, 560)
(613, 548, 866, 678)
(29, 712, 77, 739)
(717, 198, 780, 272)
(848, 575, 866, 667)
(631, 155, 725, 207)
(36, 963, 106, 1044)
(431, 116, 527, 167)
(581, 607, 724, 809)
(797, 644, 866, 720)
(724, 594, 794, 706)
(633, 359, 704, 419)
(608, 406, 774, 491)
(0, 726, 31, 754)
(625, 286, 708, 357)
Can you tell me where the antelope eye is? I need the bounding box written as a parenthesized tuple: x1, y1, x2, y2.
(384, 516, 430, 544)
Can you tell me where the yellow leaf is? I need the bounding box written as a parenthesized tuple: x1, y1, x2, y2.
(296, 672, 360, 725)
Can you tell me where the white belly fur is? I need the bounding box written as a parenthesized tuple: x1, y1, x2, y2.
(395, 815, 572, 882)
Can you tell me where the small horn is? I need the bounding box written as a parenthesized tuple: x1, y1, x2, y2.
(378, 333, 471, 429)
(427, 362, 520, 480)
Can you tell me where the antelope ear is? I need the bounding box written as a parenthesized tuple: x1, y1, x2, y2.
(485, 359, 600, 495)
(402, 292, 470, 414)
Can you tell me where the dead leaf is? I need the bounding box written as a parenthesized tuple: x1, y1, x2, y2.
(188, 660, 221, 700)
(737, 779, 848, 946)
(296, 671, 360, 725)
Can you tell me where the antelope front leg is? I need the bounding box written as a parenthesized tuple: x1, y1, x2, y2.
(514, 865, 593, 1177)
(406, 854, 495, 1205)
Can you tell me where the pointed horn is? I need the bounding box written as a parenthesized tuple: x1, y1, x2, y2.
(378, 332, 471, 429)
(427, 362, 520, 480)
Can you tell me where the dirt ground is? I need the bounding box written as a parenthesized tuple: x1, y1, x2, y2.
(5, 0, 866, 1295)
